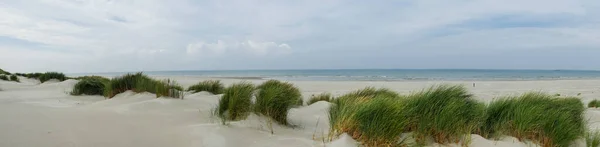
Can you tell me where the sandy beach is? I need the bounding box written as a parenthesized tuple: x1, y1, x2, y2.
(1, 76, 600, 147)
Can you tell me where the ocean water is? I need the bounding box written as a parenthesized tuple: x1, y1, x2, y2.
(80, 69, 600, 81)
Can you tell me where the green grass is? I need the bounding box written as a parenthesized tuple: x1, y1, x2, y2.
(328, 86, 587, 147)
(0, 68, 10, 75)
(0, 75, 7, 81)
(404, 85, 485, 144)
(70, 77, 107, 96)
(255, 80, 303, 125)
(187, 80, 225, 94)
(9, 75, 19, 82)
(587, 131, 600, 147)
(354, 96, 409, 146)
(307, 93, 333, 105)
(104, 73, 183, 98)
(328, 87, 404, 146)
(215, 82, 255, 122)
(73, 76, 110, 81)
(481, 92, 585, 147)
(153, 79, 185, 98)
(25, 73, 43, 79)
(38, 72, 66, 83)
(329, 85, 485, 146)
(14, 73, 26, 77)
(589, 100, 600, 108)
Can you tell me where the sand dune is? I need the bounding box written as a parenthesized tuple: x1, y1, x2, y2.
(1, 77, 600, 147)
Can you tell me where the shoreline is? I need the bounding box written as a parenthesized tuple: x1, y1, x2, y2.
(132, 75, 600, 82)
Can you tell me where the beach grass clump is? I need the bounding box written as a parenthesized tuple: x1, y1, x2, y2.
(328, 87, 405, 146)
(404, 85, 485, 144)
(38, 72, 66, 83)
(25, 73, 43, 79)
(589, 100, 600, 108)
(105, 73, 144, 97)
(354, 96, 409, 146)
(215, 82, 255, 122)
(0, 68, 10, 75)
(307, 93, 333, 105)
(254, 80, 303, 125)
(9, 75, 19, 82)
(481, 92, 585, 147)
(0, 75, 8, 81)
(152, 79, 184, 98)
(70, 77, 108, 96)
(73, 76, 110, 81)
(14, 73, 26, 77)
(329, 85, 485, 146)
(104, 73, 183, 98)
(187, 80, 225, 94)
(587, 131, 600, 147)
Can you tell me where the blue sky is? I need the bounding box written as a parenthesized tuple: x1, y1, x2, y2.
(1, 0, 599, 73)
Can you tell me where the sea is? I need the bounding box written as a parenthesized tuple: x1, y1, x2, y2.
(76, 69, 600, 81)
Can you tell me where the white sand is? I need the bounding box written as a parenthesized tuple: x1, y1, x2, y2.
(1, 76, 600, 147)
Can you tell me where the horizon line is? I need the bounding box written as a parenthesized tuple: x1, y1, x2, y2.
(68, 68, 600, 74)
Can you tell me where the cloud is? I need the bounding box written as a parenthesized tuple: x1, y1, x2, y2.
(186, 40, 292, 56)
(0, 0, 599, 72)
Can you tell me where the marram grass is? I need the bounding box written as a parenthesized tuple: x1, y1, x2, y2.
(587, 131, 600, 147)
(14, 73, 26, 77)
(9, 75, 19, 82)
(354, 96, 409, 146)
(0, 75, 8, 81)
(38, 72, 66, 83)
(481, 92, 585, 147)
(589, 100, 600, 108)
(73, 76, 110, 82)
(70, 77, 107, 96)
(307, 93, 333, 105)
(255, 80, 303, 125)
(0, 68, 10, 75)
(329, 86, 587, 147)
(328, 87, 405, 146)
(187, 80, 225, 94)
(25, 73, 43, 79)
(103, 73, 183, 98)
(215, 82, 255, 122)
(404, 85, 485, 144)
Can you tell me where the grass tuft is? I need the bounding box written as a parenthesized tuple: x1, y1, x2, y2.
(589, 100, 600, 108)
(255, 80, 303, 125)
(307, 93, 333, 105)
(9, 75, 19, 82)
(328, 87, 404, 146)
(187, 80, 225, 94)
(104, 73, 183, 98)
(0, 68, 10, 75)
(215, 82, 255, 122)
(587, 131, 600, 147)
(70, 77, 108, 96)
(39, 72, 66, 83)
(481, 92, 585, 147)
(330, 85, 485, 146)
(404, 85, 485, 144)
(14, 73, 26, 77)
(0, 75, 7, 81)
(354, 96, 409, 146)
(25, 73, 43, 79)
(73, 76, 110, 81)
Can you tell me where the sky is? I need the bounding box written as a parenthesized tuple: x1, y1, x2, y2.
(1, 0, 600, 73)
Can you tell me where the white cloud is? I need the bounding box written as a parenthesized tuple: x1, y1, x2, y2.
(186, 40, 292, 56)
